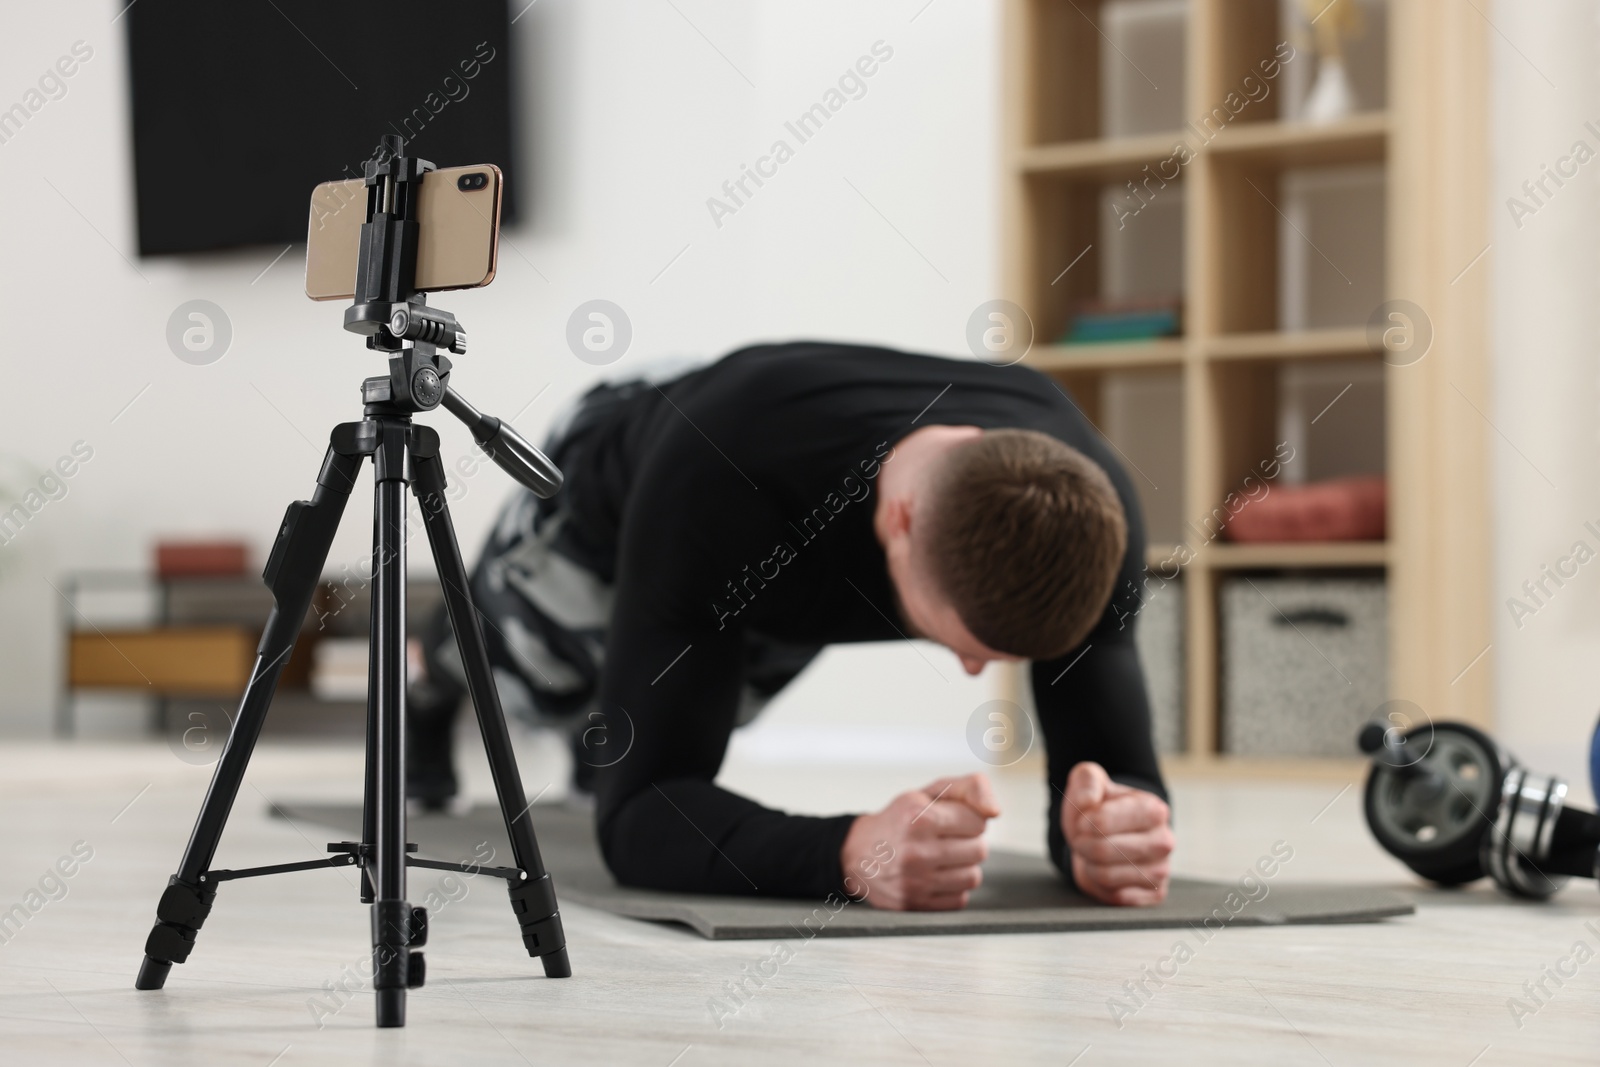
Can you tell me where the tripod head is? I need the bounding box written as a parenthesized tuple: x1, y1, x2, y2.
(344, 134, 561, 499)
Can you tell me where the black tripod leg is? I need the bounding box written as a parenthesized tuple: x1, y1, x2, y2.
(409, 428, 571, 978)
(372, 421, 414, 1027)
(359, 507, 380, 904)
(135, 427, 365, 991)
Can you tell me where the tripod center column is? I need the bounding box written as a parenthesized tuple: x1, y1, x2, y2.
(371, 417, 414, 1016)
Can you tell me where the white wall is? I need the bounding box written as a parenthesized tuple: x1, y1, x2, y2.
(1490, 0, 1600, 787)
(0, 1, 1001, 737)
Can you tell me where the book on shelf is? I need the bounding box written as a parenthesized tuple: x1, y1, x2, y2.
(1061, 297, 1183, 345)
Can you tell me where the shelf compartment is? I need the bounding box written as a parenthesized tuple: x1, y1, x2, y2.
(1206, 159, 1386, 334)
(1194, 355, 1386, 545)
(1279, 357, 1387, 483)
(1042, 362, 1187, 548)
(1024, 168, 1186, 346)
(1193, 359, 1284, 546)
(1102, 366, 1187, 546)
(1208, 0, 1389, 128)
(1025, 0, 1189, 146)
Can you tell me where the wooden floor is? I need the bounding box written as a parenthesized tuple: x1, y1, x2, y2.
(1, 736, 1597, 1066)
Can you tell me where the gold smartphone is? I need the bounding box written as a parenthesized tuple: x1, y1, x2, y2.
(304, 164, 502, 301)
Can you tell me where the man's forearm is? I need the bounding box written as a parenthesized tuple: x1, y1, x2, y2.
(598, 777, 858, 898)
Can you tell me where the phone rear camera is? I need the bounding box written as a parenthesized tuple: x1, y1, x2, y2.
(457, 172, 488, 191)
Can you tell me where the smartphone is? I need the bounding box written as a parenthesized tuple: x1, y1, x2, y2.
(304, 164, 502, 301)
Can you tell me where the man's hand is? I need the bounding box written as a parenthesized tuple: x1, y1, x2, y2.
(841, 773, 1001, 911)
(1062, 761, 1173, 906)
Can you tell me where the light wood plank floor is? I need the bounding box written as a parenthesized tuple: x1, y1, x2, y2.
(0, 736, 1597, 1066)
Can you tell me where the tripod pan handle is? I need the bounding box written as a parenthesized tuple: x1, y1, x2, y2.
(441, 387, 564, 499)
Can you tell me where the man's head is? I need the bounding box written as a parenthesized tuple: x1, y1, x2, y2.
(879, 427, 1127, 673)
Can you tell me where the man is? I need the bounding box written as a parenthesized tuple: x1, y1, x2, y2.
(408, 341, 1174, 909)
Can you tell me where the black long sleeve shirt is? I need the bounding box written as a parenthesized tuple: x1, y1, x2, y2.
(573, 342, 1166, 899)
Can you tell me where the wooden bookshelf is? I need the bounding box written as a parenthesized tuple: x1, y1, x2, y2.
(1001, 0, 1491, 770)
(1205, 327, 1370, 362)
(1206, 540, 1391, 569)
(1029, 338, 1185, 372)
(1017, 132, 1195, 178)
(1205, 111, 1389, 167)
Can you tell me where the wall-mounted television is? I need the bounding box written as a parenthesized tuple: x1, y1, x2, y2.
(126, 1, 518, 257)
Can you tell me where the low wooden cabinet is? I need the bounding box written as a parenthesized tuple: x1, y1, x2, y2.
(67, 626, 257, 696)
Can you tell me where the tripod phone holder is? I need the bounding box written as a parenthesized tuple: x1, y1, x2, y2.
(133, 136, 569, 1027)
(1360, 719, 1600, 899)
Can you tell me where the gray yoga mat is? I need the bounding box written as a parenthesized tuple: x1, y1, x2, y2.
(272, 801, 1413, 940)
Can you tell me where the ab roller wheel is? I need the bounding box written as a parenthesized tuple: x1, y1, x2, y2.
(1362, 721, 1505, 887)
(1361, 719, 1598, 900)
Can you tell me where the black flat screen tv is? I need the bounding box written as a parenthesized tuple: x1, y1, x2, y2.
(127, 1, 517, 257)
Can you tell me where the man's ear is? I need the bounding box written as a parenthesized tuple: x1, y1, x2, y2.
(880, 496, 913, 541)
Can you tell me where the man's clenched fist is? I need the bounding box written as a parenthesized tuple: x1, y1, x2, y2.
(841, 772, 1000, 911)
(1062, 761, 1173, 906)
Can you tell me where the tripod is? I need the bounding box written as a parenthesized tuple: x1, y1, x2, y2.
(133, 137, 570, 1028)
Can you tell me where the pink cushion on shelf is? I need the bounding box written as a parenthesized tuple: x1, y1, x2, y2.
(1224, 476, 1387, 543)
